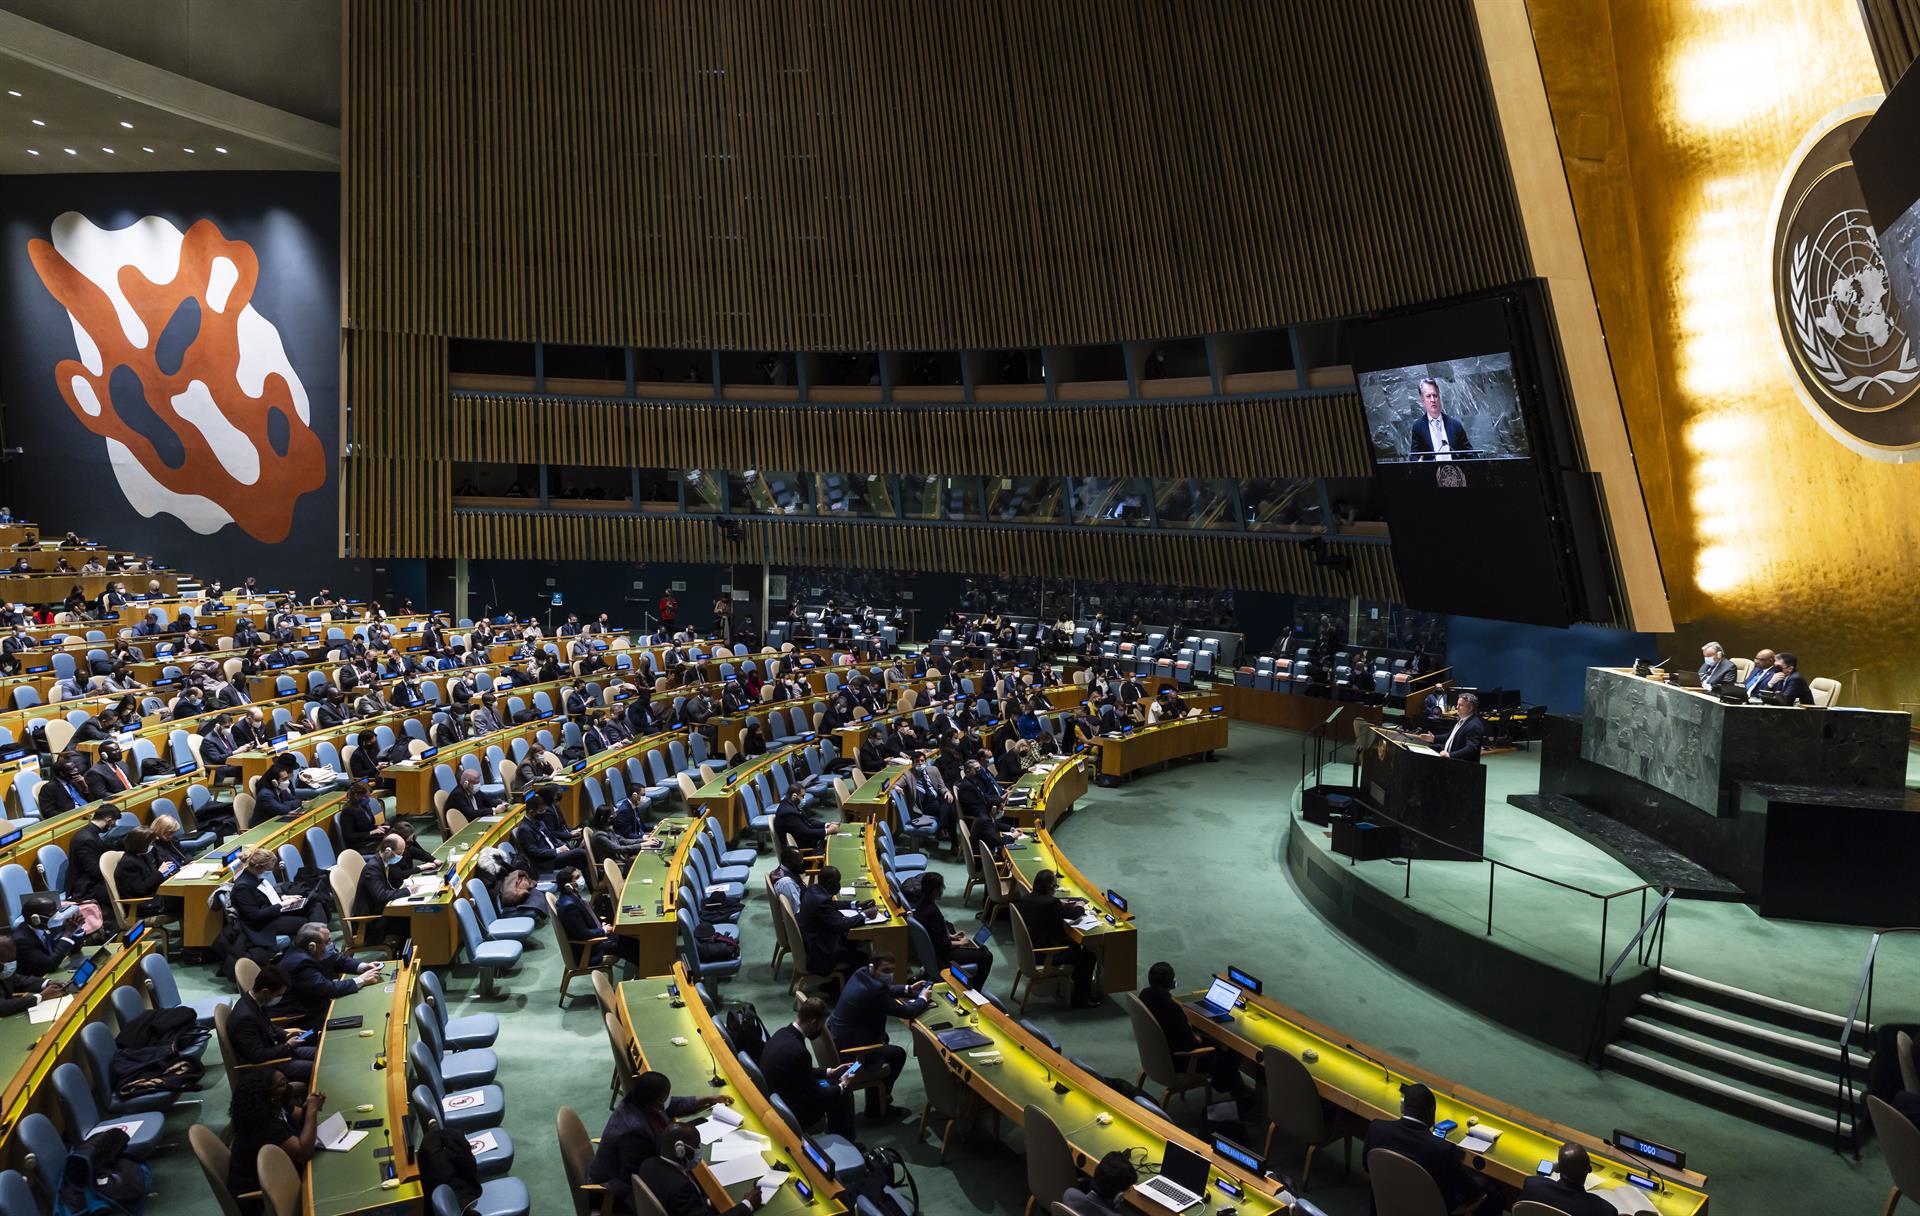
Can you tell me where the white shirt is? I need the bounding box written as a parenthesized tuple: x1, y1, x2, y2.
(1443, 716, 1469, 756)
(1426, 415, 1453, 461)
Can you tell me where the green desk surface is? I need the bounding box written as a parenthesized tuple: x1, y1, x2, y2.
(388, 807, 524, 911)
(0, 939, 152, 1148)
(845, 763, 908, 805)
(160, 790, 348, 897)
(690, 740, 809, 800)
(306, 959, 421, 1216)
(823, 826, 903, 925)
(1190, 981, 1710, 1215)
(911, 974, 1287, 1213)
(1004, 835, 1130, 939)
(619, 976, 844, 1215)
(614, 815, 700, 931)
(0, 772, 200, 871)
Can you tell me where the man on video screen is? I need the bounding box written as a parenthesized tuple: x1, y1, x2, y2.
(1407, 377, 1471, 461)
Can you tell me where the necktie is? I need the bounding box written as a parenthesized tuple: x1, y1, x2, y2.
(114, 765, 130, 790)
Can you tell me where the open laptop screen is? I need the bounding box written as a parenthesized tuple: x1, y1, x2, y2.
(1202, 977, 1239, 1012)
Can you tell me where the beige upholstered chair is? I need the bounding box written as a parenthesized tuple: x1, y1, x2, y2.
(556, 1106, 615, 1216)
(1023, 1103, 1078, 1216)
(1122, 991, 1212, 1106)
(1260, 1045, 1358, 1187)
(189, 1123, 254, 1216)
(1367, 1147, 1447, 1216)
(257, 1144, 303, 1216)
(1810, 676, 1841, 707)
(1007, 905, 1073, 1012)
(1873, 1093, 1920, 1216)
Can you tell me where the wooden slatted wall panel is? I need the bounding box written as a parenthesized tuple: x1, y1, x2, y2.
(442, 394, 1371, 479)
(342, 332, 450, 558)
(449, 511, 1400, 599)
(342, 0, 1529, 349)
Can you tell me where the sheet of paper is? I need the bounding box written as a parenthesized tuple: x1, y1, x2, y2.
(174, 863, 215, 881)
(1587, 1182, 1658, 1215)
(466, 1130, 500, 1155)
(91, 1119, 147, 1138)
(321, 1128, 368, 1152)
(706, 1150, 774, 1187)
(708, 1104, 745, 1128)
(28, 994, 74, 1024)
(318, 1112, 349, 1144)
(442, 1091, 484, 1112)
(708, 1134, 767, 1163)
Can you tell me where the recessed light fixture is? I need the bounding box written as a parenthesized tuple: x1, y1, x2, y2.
(6, 90, 20, 98)
(100, 146, 113, 154)
(119, 121, 133, 129)
(182, 147, 194, 153)
(30, 118, 43, 127)
(214, 146, 228, 154)
(141, 146, 154, 153)
(62, 147, 75, 155)
(26, 148, 38, 156)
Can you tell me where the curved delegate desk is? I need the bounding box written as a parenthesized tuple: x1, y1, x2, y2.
(1003, 826, 1137, 992)
(618, 963, 846, 1214)
(304, 955, 423, 1216)
(1003, 754, 1090, 831)
(911, 969, 1290, 1213)
(822, 823, 907, 962)
(612, 814, 703, 977)
(160, 790, 350, 948)
(389, 806, 527, 966)
(1091, 710, 1228, 781)
(1184, 973, 1711, 1214)
(0, 933, 159, 1163)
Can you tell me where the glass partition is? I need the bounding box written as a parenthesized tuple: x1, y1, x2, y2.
(986, 476, 1064, 524)
(1153, 478, 1238, 530)
(900, 476, 980, 521)
(1070, 478, 1153, 527)
(733, 470, 812, 515)
(815, 473, 895, 517)
(1239, 477, 1323, 532)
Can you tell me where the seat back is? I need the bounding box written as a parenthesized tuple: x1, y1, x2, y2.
(257, 1143, 304, 1216)
(1122, 992, 1181, 1088)
(305, 827, 337, 870)
(556, 1106, 599, 1216)
(1810, 676, 1841, 707)
(911, 1028, 962, 1116)
(1872, 1094, 1920, 1203)
(16, 1112, 67, 1202)
(0, 1169, 36, 1216)
(51, 1061, 100, 1131)
(605, 1011, 639, 1095)
(0, 862, 32, 924)
(629, 1174, 672, 1216)
(1022, 1103, 1078, 1211)
(1261, 1046, 1328, 1144)
(452, 898, 489, 960)
(1367, 1147, 1448, 1216)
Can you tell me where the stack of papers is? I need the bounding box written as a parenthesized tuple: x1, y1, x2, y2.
(1071, 915, 1100, 932)
(405, 875, 444, 897)
(173, 862, 216, 881)
(1588, 1180, 1658, 1215)
(1459, 1125, 1503, 1154)
(695, 1107, 789, 1193)
(29, 994, 76, 1024)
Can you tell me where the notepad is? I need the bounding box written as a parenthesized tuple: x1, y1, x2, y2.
(1460, 1125, 1503, 1154)
(1587, 1182, 1658, 1215)
(707, 1151, 775, 1187)
(28, 994, 75, 1024)
(173, 863, 216, 881)
(316, 1112, 368, 1152)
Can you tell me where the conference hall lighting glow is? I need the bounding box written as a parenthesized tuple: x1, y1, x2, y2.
(1663, 28, 1806, 134)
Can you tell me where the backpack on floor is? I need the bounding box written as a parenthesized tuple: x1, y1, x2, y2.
(843, 1145, 918, 1215)
(53, 1129, 150, 1216)
(723, 1002, 768, 1063)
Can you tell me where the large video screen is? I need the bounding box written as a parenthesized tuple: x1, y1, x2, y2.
(1357, 354, 1531, 464)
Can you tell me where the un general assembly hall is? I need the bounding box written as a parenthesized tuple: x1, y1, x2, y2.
(8, 1, 1920, 1214)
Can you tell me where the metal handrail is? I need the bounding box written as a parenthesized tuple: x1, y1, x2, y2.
(1585, 888, 1675, 1067)
(1834, 925, 1920, 1156)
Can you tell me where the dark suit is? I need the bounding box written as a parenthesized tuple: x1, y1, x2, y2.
(279, 946, 364, 1027)
(635, 1155, 751, 1216)
(797, 884, 864, 977)
(910, 896, 991, 987)
(231, 869, 325, 948)
(1408, 412, 1471, 460)
(337, 797, 382, 853)
(1139, 983, 1245, 1094)
(1698, 658, 1737, 688)
(83, 760, 137, 801)
(1014, 890, 1095, 1002)
(773, 803, 829, 852)
(826, 965, 928, 1114)
(1760, 672, 1815, 706)
(225, 991, 314, 1081)
(446, 786, 497, 821)
(1518, 1175, 1616, 1216)
(760, 1023, 855, 1138)
(10, 921, 80, 977)
(67, 824, 111, 904)
(38, 777, 87, 819)
(1363, 1117, 1481, 1212)
(1438, 714, 1487, 763)
(557, 890, 635, 967)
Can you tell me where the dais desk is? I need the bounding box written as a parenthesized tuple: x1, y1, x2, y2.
(305, 958, 421, 1216)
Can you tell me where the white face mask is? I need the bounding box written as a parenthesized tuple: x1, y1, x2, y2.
(1, 960, 16, 979)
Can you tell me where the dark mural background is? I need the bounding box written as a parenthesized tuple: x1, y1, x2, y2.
(0, 171, 370, 596)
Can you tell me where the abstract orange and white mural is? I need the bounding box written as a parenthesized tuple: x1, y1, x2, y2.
(26, 212, 326, 543)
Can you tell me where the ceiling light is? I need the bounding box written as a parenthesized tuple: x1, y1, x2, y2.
(182, 147, 194, 153)
(62, 147, 75, 155)
(214, 146, 228, 154)
(6, 91, 20, 98)
(26, 148, 38, 156)
(141, 146, 154, 153)
(30, 118, 43, 126)
(100, 147, 113, 154)
(119, 121, 133, 129)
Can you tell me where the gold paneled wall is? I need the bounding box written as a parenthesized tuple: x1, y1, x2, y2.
(341, 0, 1531, 591)
(1529, 0, 1920, 710)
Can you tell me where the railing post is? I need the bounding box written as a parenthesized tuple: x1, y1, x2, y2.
(1636, 888, 1648, 964)
(1404, 854, 1412, 898)
(1598, 900, 1610, 983)
(1485, 864, 1495, 935)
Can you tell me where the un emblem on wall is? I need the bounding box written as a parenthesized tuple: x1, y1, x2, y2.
(1771, 97, 1920, 461)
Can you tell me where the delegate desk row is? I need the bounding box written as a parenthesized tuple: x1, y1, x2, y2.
(1180, 972, 1711, 1215)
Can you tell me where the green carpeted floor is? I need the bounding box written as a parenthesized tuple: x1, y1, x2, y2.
(137, 723, 1898, 1215)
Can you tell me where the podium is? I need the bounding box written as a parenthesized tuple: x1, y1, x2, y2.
(1356, 725, 1486, 858)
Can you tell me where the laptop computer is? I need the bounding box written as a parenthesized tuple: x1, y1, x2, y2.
(1667, 670, 1704, 689)
(1186, 977, 1240, 1022)
(971, 923, 994, 947)
(1134, 1142, 1210, 1212)
(935, 1025, 993, 1052)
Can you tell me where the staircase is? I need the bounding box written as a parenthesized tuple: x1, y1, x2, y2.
(1603, 966, 1869, 1145)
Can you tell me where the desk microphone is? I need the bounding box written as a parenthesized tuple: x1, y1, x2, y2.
(1344, 1043, 1392, 1083)
(704, 1034, 726, 1088)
